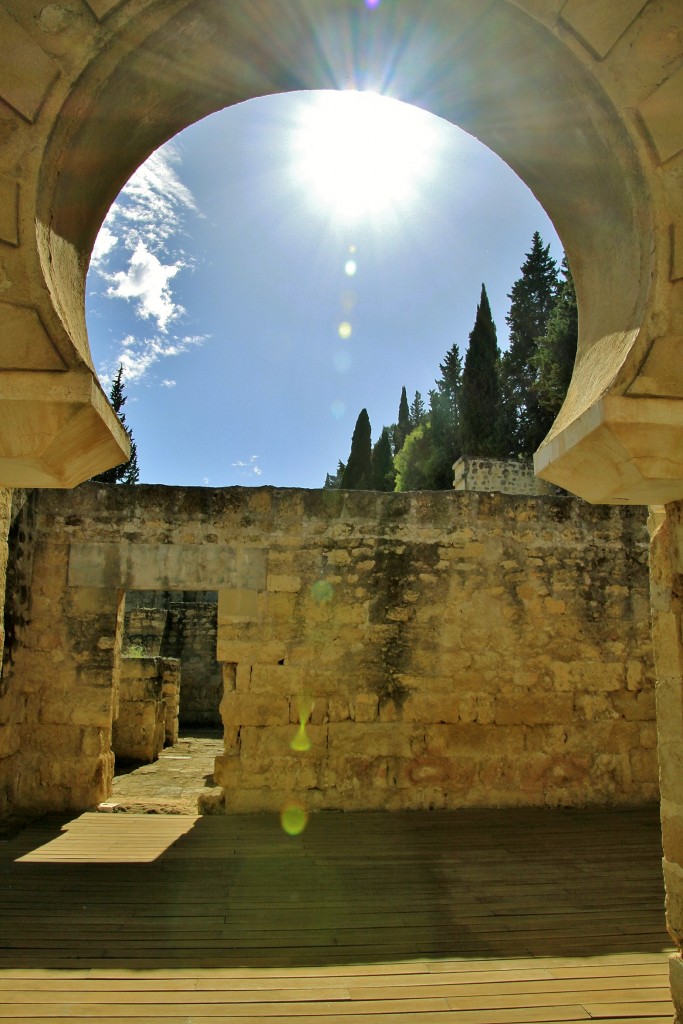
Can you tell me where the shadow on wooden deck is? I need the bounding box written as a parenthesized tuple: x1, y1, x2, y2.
(0, 805, 671, 971)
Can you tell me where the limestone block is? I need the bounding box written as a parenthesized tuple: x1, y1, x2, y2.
(216, 639, 286, 664)
(659, 740, 683, 805)
(319, 754, 388, 792)
(639, 64, 683, 164)
(217, 588, 259, 623)
(327, 722, 414, 759)
(656, 676, 683, 745)
(560, 0, 649, 59)
(398, 755, 477, 792)
(401, 693, 459, 724)
(426, 724, 525, 757)
(240, 724, 327, 761)
(0, 724, 20, 758)
(267, 574, 301, 593)
(248, 664, 302, 691)
(350, 694, 379, 723)
(266, 593, 296, 621)
(664, 860, 683, 945)
(494, 693, 574, 726)
(220, 692, 290, 727)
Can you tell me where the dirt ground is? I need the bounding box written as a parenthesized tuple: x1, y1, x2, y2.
(106, 729, 224, 814)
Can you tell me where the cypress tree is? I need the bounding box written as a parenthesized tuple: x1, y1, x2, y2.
(91, 364, 140, 484)
(500, 231, 559, 454)
(393, 386, 411, 453)
(459, 284, 502, 457)
(371, 427, 395, 491)
(341, 409, 372, 489)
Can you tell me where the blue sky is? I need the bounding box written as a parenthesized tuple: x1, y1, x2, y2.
(86, 90, 564, 488)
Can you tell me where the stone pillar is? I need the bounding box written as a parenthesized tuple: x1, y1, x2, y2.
(650, 503, 683, 1020)
(0, 488, 11, 670)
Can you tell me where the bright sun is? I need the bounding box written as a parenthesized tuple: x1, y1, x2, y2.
(291, 91, 441, 224)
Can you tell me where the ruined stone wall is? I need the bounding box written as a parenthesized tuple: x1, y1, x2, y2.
(123, 593, 221, 727)
(649, 502, 683, 1017)
(0, 491, 39, 815)
(161, 600, 221, 728)
(453, 458, 560, 496)
(113, 657, 180, 762)
(0, 484, 656, 817)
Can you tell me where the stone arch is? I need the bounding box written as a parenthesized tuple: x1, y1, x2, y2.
(1, 0, 680, 500)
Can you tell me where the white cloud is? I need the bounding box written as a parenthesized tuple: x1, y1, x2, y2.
(91, 142, 199, 331)
(232, 454, 263, 479)
(101, 333, 207, 386)
(90, 226, 118, 268)
(106, 241, 183, 331)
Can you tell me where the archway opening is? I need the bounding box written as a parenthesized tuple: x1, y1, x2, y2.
(84, 90, 565, 489)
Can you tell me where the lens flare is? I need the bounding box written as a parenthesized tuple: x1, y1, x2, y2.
(290, 693, 313, 752)
(331, 400, 346, 419)
(345, 259, 357, 276)
(311, 579, 334, 604)
(333, 351, 352, 373)
(340, 289, 357, 313)
(338, 321, 352, 340)
(280, 801, 308, 835)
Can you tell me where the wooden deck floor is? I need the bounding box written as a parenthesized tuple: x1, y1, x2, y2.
(0, 805, 675, 1023)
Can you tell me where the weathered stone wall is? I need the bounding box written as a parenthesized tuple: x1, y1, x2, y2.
(649, 502, 683, 1018)
(0, 484, 656, 817)
(123, 592, 221, 727)
(114, 658, 164, 763)
(0, 489, 11, 670)
(453, 457, 560, 496)
(0, 491, 39, 815)
(161, 600, 221, 728)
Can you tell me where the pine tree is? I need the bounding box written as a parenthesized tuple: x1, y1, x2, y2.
(500, 231, 559, 455)
(409, 390, 426, 429)
(91, 365, 140, 484)
(371, 428, 395, 491)
(459, 284, 502, 457)
(393, 386, 411, 453)
(341, 409, 372, 489)
(533, 254, 578, 419)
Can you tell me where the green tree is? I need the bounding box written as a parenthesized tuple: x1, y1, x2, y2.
(459, 284, 502, 457)
(533, 254, 578, 419)
(91, 365, 140, 484)
(393, 386, 411, 453)
(341, 409, 372, 489)
(394, 424, 435, 491)
(371, 428, 395, 491)
(409, 390, 426, 428)
(500, 231, 559, 454)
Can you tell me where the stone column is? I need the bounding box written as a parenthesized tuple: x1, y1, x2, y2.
(650, 503, 683, 1020)
(0, 488, 11, 670)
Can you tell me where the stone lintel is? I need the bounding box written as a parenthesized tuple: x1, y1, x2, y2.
(69, 543, 267, 592)
(534, 394, 683, 504)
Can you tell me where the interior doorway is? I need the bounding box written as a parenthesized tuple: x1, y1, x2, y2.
(109, 589, 224, 813)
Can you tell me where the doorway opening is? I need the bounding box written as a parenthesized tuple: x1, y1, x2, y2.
(111, 589, 223, 813)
